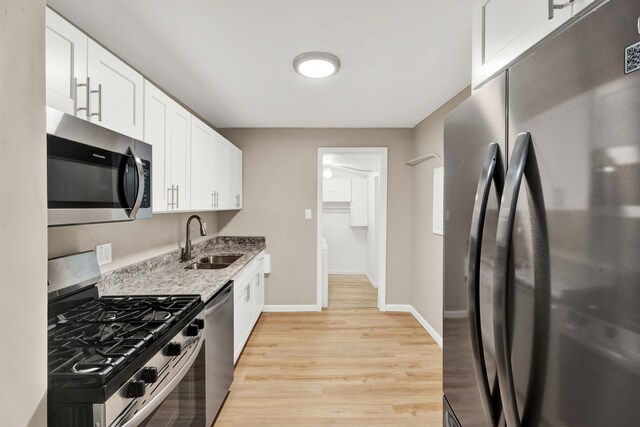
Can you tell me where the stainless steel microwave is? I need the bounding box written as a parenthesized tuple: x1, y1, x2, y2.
(46, 107, 152, 226)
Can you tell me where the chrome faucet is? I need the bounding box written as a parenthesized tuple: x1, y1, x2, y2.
(182, 215, 207, 262)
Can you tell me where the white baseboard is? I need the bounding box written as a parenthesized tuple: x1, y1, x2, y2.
(384, 304, 412, 312)
(385, 305, 443, 348)
(328, 270, 368, 275)
(410, 306, 443, 348)
(365, 272, 378, 288)
(262, 305, 318, 313)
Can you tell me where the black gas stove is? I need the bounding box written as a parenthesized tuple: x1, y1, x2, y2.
(48, 294, 202, 395)
(47, 252, 206, 427)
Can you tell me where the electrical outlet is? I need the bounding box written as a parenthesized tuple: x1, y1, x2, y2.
(305, 209, 313, 220)
(96, 243, 112, 266)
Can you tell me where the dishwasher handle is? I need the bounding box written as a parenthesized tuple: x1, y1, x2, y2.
(205, 283, 233, 315)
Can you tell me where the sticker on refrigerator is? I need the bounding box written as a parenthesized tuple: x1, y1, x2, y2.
(625, 40, 640, 74)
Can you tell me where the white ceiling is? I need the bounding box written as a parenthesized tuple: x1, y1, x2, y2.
(48, 0, 474, 128)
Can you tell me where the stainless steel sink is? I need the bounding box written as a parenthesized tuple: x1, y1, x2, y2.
(198, 255, 242, 265)
(185, 254, 242, 271)
(184, 263, 229, 270)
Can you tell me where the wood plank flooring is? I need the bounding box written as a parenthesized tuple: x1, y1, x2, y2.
(328, 275, 378, 308)
(214, 308, 443, 426)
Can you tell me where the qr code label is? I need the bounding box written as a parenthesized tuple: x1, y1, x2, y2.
(625, 41, 640, 74)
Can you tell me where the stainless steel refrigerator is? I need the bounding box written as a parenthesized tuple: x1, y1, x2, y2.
(443, 0, 640, 425)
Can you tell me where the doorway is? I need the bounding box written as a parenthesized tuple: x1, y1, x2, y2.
(316, 147, 388, 311)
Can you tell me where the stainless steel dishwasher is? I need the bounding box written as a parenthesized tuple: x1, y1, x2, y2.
(205, 281, 234, 425)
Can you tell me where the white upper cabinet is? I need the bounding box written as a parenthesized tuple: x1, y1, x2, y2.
(45, 8, 88, 117)
(46, 8, 144, 139)
(212, 135, 230, 210)
(472, 0, 603, 89)
(144, 81, 191, 213)
(229, 145, 243, 209)
(190, 116, 215, 211)
(87, 40, 144, 139)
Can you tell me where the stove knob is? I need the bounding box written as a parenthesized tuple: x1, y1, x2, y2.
(194, 318, 205, 330)
(166, 342, 181, 356)
(126, 380, 146, 398)
(141, 367, 158, 384)
(185, 324, 199, 337)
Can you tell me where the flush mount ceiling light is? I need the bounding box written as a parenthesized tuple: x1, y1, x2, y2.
(323, 168, 333, 179)
(294, 52, 341, 79)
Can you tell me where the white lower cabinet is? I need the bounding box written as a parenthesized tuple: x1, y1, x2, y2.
(233, 251, 266, 364)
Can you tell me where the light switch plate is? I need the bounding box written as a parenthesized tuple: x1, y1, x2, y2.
(96, 243, 112, 266)
(305, 209, 313, 220)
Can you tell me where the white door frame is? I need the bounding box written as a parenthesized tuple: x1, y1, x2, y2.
(316, 147, 388, 311)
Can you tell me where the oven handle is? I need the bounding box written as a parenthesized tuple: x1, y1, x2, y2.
(119, 335, 204, 427)
(126, 145, 145, 219)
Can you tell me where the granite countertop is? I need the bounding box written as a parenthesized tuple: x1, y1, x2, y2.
(98, 236, 266, 303)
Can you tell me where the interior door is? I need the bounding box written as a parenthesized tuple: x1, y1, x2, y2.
(443, 72, 507, 427)
(504, 0, 640, 425)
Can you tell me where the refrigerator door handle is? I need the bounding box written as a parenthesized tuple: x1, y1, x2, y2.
(494, 131, 550, 427)
(494, 133, 532, 427)
(467, 142, 504, 427)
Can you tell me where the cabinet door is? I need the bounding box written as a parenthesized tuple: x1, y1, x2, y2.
(350, 178, 368, 227)
(190, 116, 215, 211)
(472, 0, 572, 89)
(87, 40, 144, 139)
(212, 135, 230, 210)
(233, 285, 246, 363)
(170, 102, 191, 211)
(257, 256, 266, 314)
(45, 8, 88, 116)
(228, 145, 243, 209)
(144, 81, 171, 212)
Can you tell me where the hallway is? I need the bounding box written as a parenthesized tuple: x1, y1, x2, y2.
(328, 274, 378, 308)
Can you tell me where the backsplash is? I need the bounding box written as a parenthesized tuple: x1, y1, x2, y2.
(48, 211, 220, 272)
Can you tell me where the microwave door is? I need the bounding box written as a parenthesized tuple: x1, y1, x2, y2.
(48, 135, 134, 226)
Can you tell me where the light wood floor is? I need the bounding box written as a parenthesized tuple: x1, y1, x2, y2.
(215, 308, 443, 426)
(328, 275, 378, 308)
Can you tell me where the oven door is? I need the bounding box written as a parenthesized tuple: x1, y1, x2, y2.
(46, 107, 151, 226)
(123, 339, 207, 427)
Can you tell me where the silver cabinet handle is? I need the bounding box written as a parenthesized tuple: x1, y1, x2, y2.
(167, 187, 173, 210)
(548, 0, 574, 19)
(175, 185, 179, 209)
(235, 194, 240, 207)
(126, 145, 145, 219)
(89, 83, 102, 121)
(493, 132, 550, 427)
(245, 285, 251, 303)
(211, 193, 214, 208)
(467, 143, 503, 427)
(75, 76, 90, 118)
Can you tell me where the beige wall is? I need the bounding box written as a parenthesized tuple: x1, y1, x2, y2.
(49, 211, 219, 272)
(0, 1, 48, 425)
(410, 88, 470, 336)
(217, 128, 413, 306)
